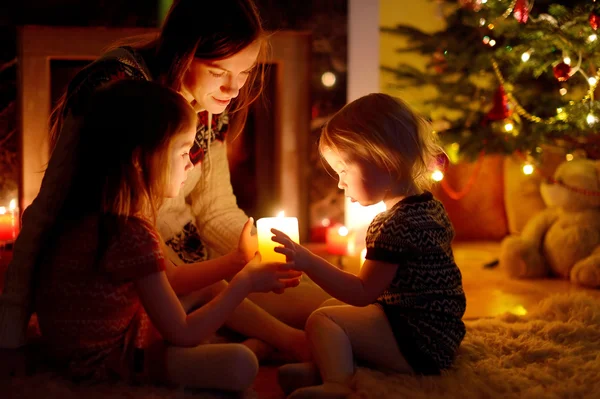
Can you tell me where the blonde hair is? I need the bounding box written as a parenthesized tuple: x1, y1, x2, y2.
(319, 93, 443, 191)
(63, 80, 196, 225)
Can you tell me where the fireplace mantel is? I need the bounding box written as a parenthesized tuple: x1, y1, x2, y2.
(17, 25, 311, 239)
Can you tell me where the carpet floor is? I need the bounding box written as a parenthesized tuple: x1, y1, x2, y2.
(2, 293, 600, 399)
(350, 292, 600, 399)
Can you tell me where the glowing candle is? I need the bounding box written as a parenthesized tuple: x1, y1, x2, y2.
(0, 200, 19, 243)
(0, 207, 14, 242)
(0, 207, 10, 241)
(256, 211, 300, 263)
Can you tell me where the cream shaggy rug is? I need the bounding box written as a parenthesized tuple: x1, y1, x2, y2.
(2, 293, 599, 399)
(351, 293, 600, 399)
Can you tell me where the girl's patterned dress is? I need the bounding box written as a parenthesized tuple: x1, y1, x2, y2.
(367, 191, 466, 375)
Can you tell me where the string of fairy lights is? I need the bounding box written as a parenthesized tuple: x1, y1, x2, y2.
(430, 0, 600, 197)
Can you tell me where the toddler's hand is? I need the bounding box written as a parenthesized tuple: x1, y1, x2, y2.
(239, 252, 302, 294)
(271, 228, 313, 272)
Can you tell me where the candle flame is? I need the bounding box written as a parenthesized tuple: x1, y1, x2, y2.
(9, 199, 16, 211)
(0, 207, 5, 215)
(277, 211, 285, 218)
(338, 226, 349, 236)
(512, 304, 528, 316)
(360, 247, 367, 261)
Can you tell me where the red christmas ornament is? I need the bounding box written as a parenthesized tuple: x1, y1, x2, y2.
(485, 85, 512, 121)
(513, 0, 529, 24)
(553, 62, 572, 82)
(590, 12, 600, 31)
(458, 0, 482, 11)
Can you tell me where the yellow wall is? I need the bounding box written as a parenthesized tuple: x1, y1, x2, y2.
(379, 0, 446, 115)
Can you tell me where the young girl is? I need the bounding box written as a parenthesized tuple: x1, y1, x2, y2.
(271, 93, 467, 398)
(33, 80, 307, 392)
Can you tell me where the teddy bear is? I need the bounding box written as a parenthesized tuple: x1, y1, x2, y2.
(499, 158, 600, 288)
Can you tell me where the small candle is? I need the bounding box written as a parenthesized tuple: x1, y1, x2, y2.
(326, 224, 350, 256)
(257, 211, 300, 263)
(0, 207, 15, 242)
(9, 200, 18, 238)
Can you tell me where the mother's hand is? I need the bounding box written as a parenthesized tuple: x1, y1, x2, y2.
(237, 217, 259, 263)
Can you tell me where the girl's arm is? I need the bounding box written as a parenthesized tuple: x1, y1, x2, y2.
(136, 255, 301, 347)
(135, 269, 249, 347)
(164, 251, 244, 296)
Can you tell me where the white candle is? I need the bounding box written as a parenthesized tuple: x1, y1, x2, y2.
(256, 211, 299, 263)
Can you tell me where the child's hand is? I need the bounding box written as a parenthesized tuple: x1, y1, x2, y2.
(271, 228, 313, 273)
(236, 217, 259, 263)
(238, 252, 302, 294)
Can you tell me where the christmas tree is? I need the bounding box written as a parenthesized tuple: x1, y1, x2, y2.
(383, 0, 600, 165)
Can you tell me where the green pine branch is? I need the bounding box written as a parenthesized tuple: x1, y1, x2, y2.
(383, 0, 600, 161)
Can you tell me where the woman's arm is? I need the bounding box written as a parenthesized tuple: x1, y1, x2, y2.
(0, 60, 147, 349)
(0, 113, 81, 349)
(189, 140, 255, 257)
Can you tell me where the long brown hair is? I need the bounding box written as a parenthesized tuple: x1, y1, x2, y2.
(63, 80, 196, 224)
(49, 0, 267, 150)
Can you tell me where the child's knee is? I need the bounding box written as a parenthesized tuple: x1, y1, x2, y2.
(305, 308, 335, 336)
(225, 344, 259, 391)
(319, 298, 345, 308)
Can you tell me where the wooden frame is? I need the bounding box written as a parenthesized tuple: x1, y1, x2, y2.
(17, 25, 311, 240)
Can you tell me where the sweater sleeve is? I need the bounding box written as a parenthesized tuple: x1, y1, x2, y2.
(0, 59, 147, 349)
(189, 140, 250, 256)
(0, 111, 81, 348)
